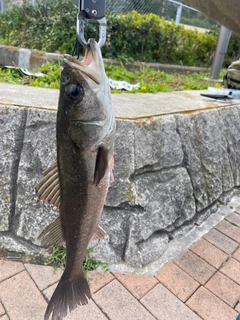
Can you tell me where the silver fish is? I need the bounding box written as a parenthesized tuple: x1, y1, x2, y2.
(36, 39, 115, 320)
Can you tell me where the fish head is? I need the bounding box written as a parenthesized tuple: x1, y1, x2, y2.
(58, 39, 115, 150)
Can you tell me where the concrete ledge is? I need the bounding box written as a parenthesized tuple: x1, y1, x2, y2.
(0, 83, 234, 117)
(0, 45, 62, 70)
(0, 45, 209, 74)
(1, 82, 240, 271)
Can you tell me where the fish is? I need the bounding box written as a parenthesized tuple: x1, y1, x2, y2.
(35, 39, 115, 320)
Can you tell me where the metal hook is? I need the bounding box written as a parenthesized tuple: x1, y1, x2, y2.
(76, 12, 106, 48)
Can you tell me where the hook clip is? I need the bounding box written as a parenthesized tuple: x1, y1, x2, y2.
(76, 12, 106, 48)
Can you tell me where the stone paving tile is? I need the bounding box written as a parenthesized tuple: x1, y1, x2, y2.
(220, 258, 240, 285)
(0, 303, 5, 317)
(113, 272, 158, 300)
(205, 271, 240, 307)
(64, 300, 108, 320)
(233, 248, 240, 262)
(186, 286, 238, 320)
(141, 283, 201, 320)
(0, 315, 9, 320)
(155, 262, 200, 302)
(0, 270, 47, 320)
(226, 211, 240, 227)
(215, 219, 240, 243)
(42, 271, 114, 300)
(174, 250, 216, 285)
(42, 282, 57, 301)
(235, 207, 240, 214)
(189, 238, 228, 269)
(88, 271, 115, 294)
(203, 228, 239, 254)
(43, 282, 108, 320)
(93, 279, 156, 320)
(0, 259, 25, 282)
(235, 301, 240, 313)
(25, 263, 63, 291)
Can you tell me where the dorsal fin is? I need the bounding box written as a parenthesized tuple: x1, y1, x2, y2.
(35, 161, 61, 208)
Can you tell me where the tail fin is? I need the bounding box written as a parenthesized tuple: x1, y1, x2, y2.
(44, 271, 91, 320)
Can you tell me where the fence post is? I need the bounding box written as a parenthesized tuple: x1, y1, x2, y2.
(210, 26, 231, 79)
(0, 0, 4, 13)
(175, 3, 182, 24)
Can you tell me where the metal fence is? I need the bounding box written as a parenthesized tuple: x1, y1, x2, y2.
(106, 0, 179, 21)
(0, 0, 216, 28)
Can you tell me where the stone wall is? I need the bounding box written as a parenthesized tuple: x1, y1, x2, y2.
(1, 84, 240, 270)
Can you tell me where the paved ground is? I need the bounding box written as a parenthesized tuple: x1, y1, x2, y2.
(1, 207, 240, 319)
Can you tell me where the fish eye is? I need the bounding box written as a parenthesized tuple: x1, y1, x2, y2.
(65, 84, 84, 101)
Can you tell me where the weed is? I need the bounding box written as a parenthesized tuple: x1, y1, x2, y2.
(45, 243, 108, 273)
(45, 243, 66, 270)
(83, 247, 108, 273)
(0, 62, 211, 93)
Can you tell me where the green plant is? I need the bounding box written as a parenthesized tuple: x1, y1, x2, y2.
(30, 61, 61, 88)
(0, 63, 61, 88)
(0, 67, 26, 84)
(1, 2, 240, 67)
(0, 0, 78, 54)
(45, 243, 67, 269)
(0, 61, 211, 93)
(0, 2, 229, 67)
(83, 248, 108, 273)
(45, 244, 108, 273)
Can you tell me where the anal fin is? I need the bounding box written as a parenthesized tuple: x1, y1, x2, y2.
(39, 216, 106, 247)
(38, 216, 64, 247)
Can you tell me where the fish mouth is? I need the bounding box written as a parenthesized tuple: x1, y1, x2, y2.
(70, 119, 105, 126)
(64, 39, 103, 87)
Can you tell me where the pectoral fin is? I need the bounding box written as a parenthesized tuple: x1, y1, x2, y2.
(35, 161, 61, 208)
(94, 147, 114, 186)
(109, 153, 114, 182)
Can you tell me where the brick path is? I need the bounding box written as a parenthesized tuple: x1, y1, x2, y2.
(1, 207, 240, 319)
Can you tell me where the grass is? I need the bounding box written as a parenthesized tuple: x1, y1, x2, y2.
(45, 244, 108, 274)
(0, 62, 61, 89)
(0, 61, 217, 93)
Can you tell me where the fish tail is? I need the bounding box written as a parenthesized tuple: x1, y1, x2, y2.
(44, 271, 91, 320)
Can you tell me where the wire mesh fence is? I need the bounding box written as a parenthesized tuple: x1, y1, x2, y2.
(1, 0, 216, 29)
(0, 0, 180, 20)
(106, 0, 178, 21)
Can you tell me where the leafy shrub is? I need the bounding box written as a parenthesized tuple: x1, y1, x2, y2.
(0, 0, 239, 66)
(224, 32, 240, 66)
(0, 0, 77, 53)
